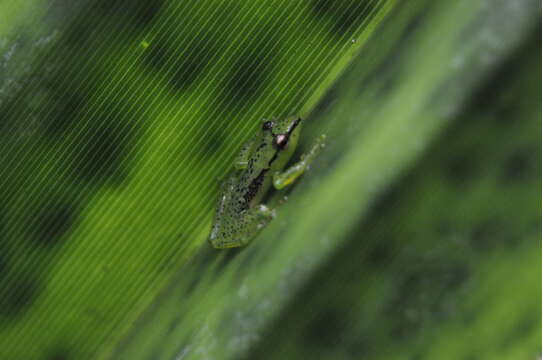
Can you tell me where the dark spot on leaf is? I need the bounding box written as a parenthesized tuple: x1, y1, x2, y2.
(470, 219, 500, 251)
(169, 41, 220, 90)
(436, 221, 454, 237)
(309, 0, 337, 17)
(198, 129, 225, 159)
(0, 243, 6, 264)
(304, 307, 347, 348)
(446, 152, 476, 185)
(41, 80, 85, 138)
(224, 35, 276, 105)
(142, 39, 169, 69)
(499, 311, 537, 351)
(0, 252, 8, 283)
(493, 100, 521, 126)
(0, 276, 40, 317)
(63, 18, 96, 49)
(501, 148, 533, 183)
(513, 312, 537, 339)
(33, 202, 78, 247)
(0, 106, 8, 130)
(0, 204, 5, 244)
(143, 31, 220, 90)
(310, 0, 380, 36)
(407, 354, 424, 360)
(463, 354, 480, 360)
(73, 105, 138, 185)
(366, 185, 401, 219)
(365, 238, 392, 267)
(45, 346, 71, 360)
(75, 127, 127, 183)
(445, 264, 469, 289)
(95, 0, 163, 29)
(346, 335, 369, 358)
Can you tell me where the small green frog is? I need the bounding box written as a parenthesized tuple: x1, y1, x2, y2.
(208, 115, 326, 249)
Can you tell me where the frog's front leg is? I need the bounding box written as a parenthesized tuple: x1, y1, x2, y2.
(273, 134, 326, 189)
(213, 205, 275, 249)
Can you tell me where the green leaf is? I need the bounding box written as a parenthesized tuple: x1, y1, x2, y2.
(1, 1, 541, 360)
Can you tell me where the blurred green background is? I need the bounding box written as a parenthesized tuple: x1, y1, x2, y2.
(1, 1, 541, 359)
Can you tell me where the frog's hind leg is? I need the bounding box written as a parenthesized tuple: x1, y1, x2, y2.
(273, 134, 326, 189)
(211, 205, 275, 249)
(238, 204, 275, 247)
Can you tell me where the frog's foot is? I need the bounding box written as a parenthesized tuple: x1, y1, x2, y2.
(255, 204, 275, 226)
(273, 134, 326, 189)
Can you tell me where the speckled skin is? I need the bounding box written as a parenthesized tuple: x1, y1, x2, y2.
(209, 116, 324, 248)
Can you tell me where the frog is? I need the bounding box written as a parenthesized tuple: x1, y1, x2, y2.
(208, 115, 326, 249)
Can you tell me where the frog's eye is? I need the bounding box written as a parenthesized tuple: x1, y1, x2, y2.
(274, 134, 289, 150)
(262, 121, 274, 131)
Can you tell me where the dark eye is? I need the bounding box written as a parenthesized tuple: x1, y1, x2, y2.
(274, 134, 288, 150)
(262, 121, 274, 131)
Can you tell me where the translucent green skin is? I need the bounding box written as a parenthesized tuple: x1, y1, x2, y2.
(209, 115, 325, 249)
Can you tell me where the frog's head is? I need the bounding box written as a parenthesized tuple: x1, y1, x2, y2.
(261, 115, 301, 153)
